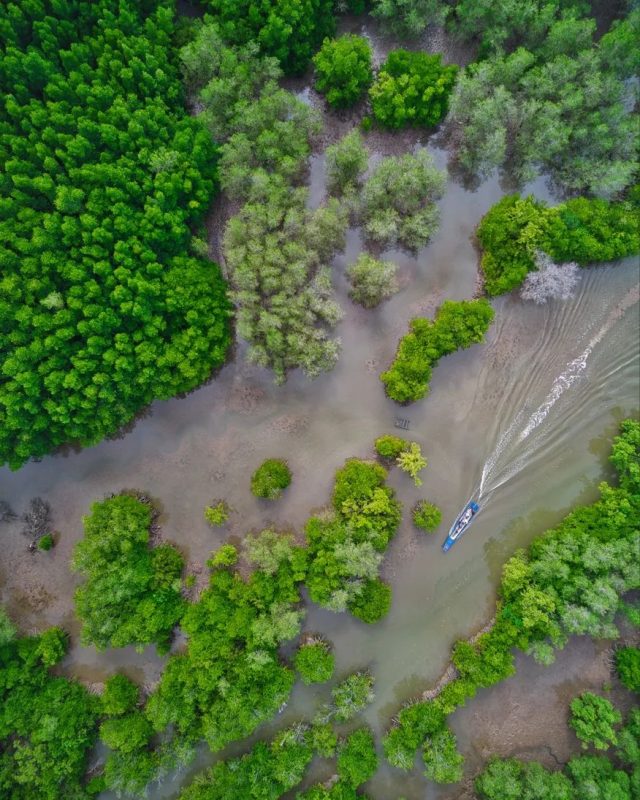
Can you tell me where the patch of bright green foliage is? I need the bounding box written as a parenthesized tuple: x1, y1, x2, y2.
(370, 50, 458, 129)
(204, 500, 230, 527)
(313, 35, 373, 109)
(295, 640, 335, 685)
(477, 193, 640, 296)
(72, 494, 185, 653)
(306, 459, 401, 622)
(381, 300, 495, 404)
(0, 614, 100, 800)
(251, 459, 292, 500)
(412, 500, 442, 532)
(0, 0, 231, 469)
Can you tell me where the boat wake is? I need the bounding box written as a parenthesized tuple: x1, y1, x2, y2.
(449, 281, 639, 540)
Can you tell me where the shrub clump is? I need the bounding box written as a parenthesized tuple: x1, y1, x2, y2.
(396, 442, 427, 486)
(360, 149, 446, 251)
(375, 435, 408, 459)
(204, 501, 230, 527)
(251, 459, 292, 500)
(413, 500, 442, 532)
(570, 692, 622, 751)
(305, 458, 401, 622)
(332, 671, 375, 722)
(477, 193, 640, 296)
(337, 726, 378, 786)
(325, 130, 369, 196)
(37, 533, 55, 551)
(370, 50, 458, 129)
(295, 639, 335, 685)
(381, 299, 495, 404)
(616, 647, 640, 693)
(313, 35, 373, 108)
(72, 495, 185, 653)
(347, 253, 399, 308)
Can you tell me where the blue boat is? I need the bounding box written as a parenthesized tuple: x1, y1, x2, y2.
(442, 501, 480, 551)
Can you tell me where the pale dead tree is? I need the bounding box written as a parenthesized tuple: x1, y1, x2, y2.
(520, 251, 580, 304)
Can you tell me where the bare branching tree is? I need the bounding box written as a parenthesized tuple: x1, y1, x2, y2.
(520, 252, 580, 304)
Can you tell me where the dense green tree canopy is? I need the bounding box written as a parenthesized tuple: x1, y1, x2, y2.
(477, 194, 640, 295)
(72, 494, 185, 652)
(381, 299, 495, 403)
(447, 15, 639, 196)
(313, 35, 373, 109)
(0, 617, 100, 800)
(370, 50, 458, 129)
(0, 0, 231, 469)
(201, 0, 336, 75)
(360, 149, 446, 251)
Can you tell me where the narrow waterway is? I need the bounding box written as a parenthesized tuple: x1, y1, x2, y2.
(1, 18, 639, 800)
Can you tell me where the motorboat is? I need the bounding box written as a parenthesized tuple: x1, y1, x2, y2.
(442, 501, 480, 552)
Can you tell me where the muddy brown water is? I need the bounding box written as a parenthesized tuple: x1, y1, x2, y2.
(1, 18, 639, 800)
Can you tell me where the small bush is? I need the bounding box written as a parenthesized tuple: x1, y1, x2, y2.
(295, 640, 335, 684)
(204, 501, 230, 527)
(325, 130, 368, 196)
(313, 35, 373, 108)
(347, 253, 399, 308)
(310, 722, 337, 757)
(381, 299, 495, 404)
(337, 726, 378, 786)
(101, 675, 140, 717)
(370, 50, 458, 129)
(251, 459, 292, 499)
(616, 647, 640, 693)
(37, 533, 54, 551)
(332, 671, 375, 722)
(375, 435, 408, 459)
(396, 442, 427, 486)
(348, 578, 392, 623)
(413, 500, 442, 532)
(570, 692, 621, 750)
(208, 543, 238, 569)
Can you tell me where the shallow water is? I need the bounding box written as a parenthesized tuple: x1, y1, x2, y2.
(1, 20, 639, 800)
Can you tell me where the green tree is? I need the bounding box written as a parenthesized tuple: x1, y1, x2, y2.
(251, 459, 292, 500)
(0, 619, 99, 800)
(381, 300, 495, 403)
(422, 727, 464, 784)
(332, 671, 375, 722)
(204, 501, 230, 527)
(325, 130, 369, 196)
(616, 647, 640, 693)
(447, 16, 639, 196)
(370, 50, 458, 129)
(347, 253, 399, 308)
(371, 0, 447, 37)
(201, 0, 336, 75)
(570, 693, 622, 751)
(295, 639, 335, 684)
(337, 727, 378, 786)
(360, 150, 446, 251)
(396, 442, 427, 486)
(374, 435, 408, 459)
(72, 495, 185, 652)
(313, 35, 373, 108)
(412, 500, 442, 532)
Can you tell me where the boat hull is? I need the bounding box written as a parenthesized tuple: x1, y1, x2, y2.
(442, 501, 480, 551)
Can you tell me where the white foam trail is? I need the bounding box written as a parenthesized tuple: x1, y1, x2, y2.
(479, 408, 525, 497)
(519, 284, 639, 442)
